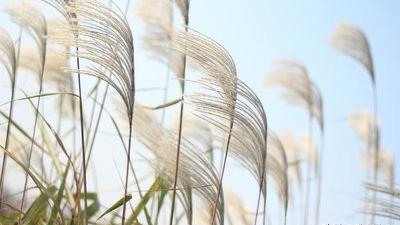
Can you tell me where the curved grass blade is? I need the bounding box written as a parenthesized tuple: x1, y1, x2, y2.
(144, 98, 182, 110)
(126, 177, 166, 225)
(47, 162, 71, 225)
(98, 194, 132, 220)
(21, 186, 56, 225)
(81, 192, 100, 220)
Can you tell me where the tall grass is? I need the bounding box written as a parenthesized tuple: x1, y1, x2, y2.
(331, 22, 381, 225)
(0, 1, 397, 225)
(263, 60, 324, 225)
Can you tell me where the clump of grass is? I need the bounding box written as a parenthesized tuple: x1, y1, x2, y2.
(0, 1, 397, 225)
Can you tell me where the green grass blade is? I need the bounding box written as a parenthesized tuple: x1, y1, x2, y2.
(126, 177, 165, 225)
(82, 192, 100, 220)
(47, 162, 70, 225)
(0, 145, 47, 191)
(98, 194, 132, 220)
(145, 98, 181, 110)
(21, 186, 56, 225)
(109, 116, 153, 225)
(154, 183, 168, 224)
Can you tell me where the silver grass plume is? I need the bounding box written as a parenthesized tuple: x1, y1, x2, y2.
(348, 110, 379, 146)
(362, 147, 395, 220)
(262, 60, 323, 131)
(348, 110, 380, 224)
(280, 132, 303, 189)
(225, 189, 253, 225)
(176, 114, 214, 162)
(332, 23, 380, 223)
(299, 134, 318, 173)
(49, 0, 135, 118)
(361, 149, 395, 189)
(136, 0, 185, 88)
(365, 183, 400, 198)
(6, 0, 47, 70)
(18, 48, 78, 119)
(171, 29, 268, 224)
(136, 1, 191, 224)
(46, 1, 135, 224)
(279, 132, 317, 185)
(0, 30, 17, 80)
(263, 59, 324, 225)
(363, 182, 400, 221)
(0, 29, 17, 207)
(128, 103, 224, 225)
(331, 23, 374, 82)
(19, 48, 69, 85)
(267, 131, 289, 223)
(6, 1, 48, 216)
(46, 17, 78, 121)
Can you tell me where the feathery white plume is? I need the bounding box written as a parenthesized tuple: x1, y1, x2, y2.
(331, 22, 374, 82)
(263, 60, 324, 131)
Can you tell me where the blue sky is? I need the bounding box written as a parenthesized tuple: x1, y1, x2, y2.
(186, 1, 400, 223)
(0, 0, 399, 224)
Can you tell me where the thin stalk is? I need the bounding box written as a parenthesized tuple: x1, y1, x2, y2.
(254, 142, 268, 225)
(115, 1, 135, 223)
(0, 28, 22, 208)
(314, 131, 325, 225)
(111, 116, 152, 224)
(151, 50, 172, 224)
(161, 67, 171, 124)
(85, 0, 119, 168)
(85, 80, 101, 150)
(19, 43, 47, 218)
(168, 22, 189, 225)
(121, 116, 133, 225)
(210, 120, 234, 225)
(48, 94, 65, 181)
(85, 82, 108, 164)
(370, 83, 379, 224)
(75, 46, 88, 225)
(303, 114, 312, 225)
(168, 94, 186, 225)
(388, 187, 393, 225)
(362, 130, 373, 224)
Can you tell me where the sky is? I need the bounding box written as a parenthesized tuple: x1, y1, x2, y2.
(0, 0, 399, 224)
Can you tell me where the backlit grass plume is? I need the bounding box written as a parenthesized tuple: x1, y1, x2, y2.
(267, 131, 289, 223)
(263, 60, 323, 130)
(136, 2, 190, 224)
(47, 1, 135, 224)
(127, 103, 224, 225)
(331, 22, 380, 223)
(5, 2, 48, 214)
(361, 149, 395, 189)
(50, 1, 135, 117)
(280, 132, 303, 190)
(136, 0, 184, 88)
(348, 110, 379, 144)
(170, 29, 268, 225)
(263, 59, 324, 225)
(363, 182, 399, 221)
(178, 115, 214, 163)
(331, 23, 374, 81)
(0, 29, 18, 209)
(225, 189, 253, 225)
